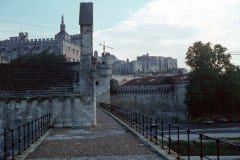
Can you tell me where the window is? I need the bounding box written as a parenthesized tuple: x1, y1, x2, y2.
(68, 47, 70, 52)
(73, 49, 75, 54)
(96, 81, 99, 85)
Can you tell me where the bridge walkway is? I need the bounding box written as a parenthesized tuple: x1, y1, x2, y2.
(27, 108, 164, 160)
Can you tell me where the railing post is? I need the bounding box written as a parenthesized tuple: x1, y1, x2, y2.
(155, 119, 158, 145)
(216, 139, 220, 160)
(168, 124, 171, 154)
(35, 119, 37, 141)
(132, 112, 135, 129)
(200, 134, 203, 160)
(42, 116, 44, 133)
(177, 126, 180, 159)
(4, 129, 7, 160)
(161, 121, 164, 149)
(187, 130, 190, 160)
(138, 113, 142, 133)
(11, 129, 14, 160)
(137, 112, 139, 131)
(131, 111, 133, 127)
(142, 115, 145, 135)
(41, 116, 43, 136)
(125, 109, 127, 123)
(44, 115, 45, 133)
(27, 122, 30, 147)
(38, 118, 40, 138)
(47, 114, 50, 128)
(31, 121, 34, 143)
(129, 110, 131, 126)
(127, 110, 130, 125)
(150, 118, 153, 141)
(23, 124, 26, 150)
(145, 116, 148, 138)
(18, 126, 21, 154)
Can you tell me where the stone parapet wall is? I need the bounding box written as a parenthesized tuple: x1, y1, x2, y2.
(0, 94, 96, 129)
(111, 83, 187, 122)
(114, 85, 177, 95)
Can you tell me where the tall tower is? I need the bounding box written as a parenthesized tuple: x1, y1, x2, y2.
(96, 52, 112, 104)
(60, 15, 66, 33)
(73, 2, 96, 127)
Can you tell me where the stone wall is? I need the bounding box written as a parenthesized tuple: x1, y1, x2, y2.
(0, 96, 93, 129)
(0, 94, 97, 158)
(111, 83, 187, 122)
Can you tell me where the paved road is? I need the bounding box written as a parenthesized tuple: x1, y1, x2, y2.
(27, 108, 164, 160)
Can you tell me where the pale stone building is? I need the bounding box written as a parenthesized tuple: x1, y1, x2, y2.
(112, 53, 178, 75)
(0, 16, 80, 63)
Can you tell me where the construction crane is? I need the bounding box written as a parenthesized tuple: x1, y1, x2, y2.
(99, 42, 113, 54)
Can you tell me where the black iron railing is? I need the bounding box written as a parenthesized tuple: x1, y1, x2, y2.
(2, 113, 51, 160)
(100, 103, 240, 160)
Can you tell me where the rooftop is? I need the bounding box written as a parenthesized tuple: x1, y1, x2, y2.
(122, 74, 188, 86)
(0, 63, 79, 98)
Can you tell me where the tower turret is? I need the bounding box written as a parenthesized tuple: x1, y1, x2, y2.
(60, 15, 66, 33)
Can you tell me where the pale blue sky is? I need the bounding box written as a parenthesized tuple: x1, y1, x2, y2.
(0, 0, 148, 38)
(1, 0, 240, 67)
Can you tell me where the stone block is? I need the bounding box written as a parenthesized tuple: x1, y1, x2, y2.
(79, 3, 93, 25)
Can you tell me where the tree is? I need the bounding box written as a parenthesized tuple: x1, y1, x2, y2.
(221, 66, 240, 114)
(185, 41, 233, 119)
(11, 50, 66, 64)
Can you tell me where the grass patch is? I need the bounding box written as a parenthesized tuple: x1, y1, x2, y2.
(164, 140, 240, 156)
(221, 137, 240, 141)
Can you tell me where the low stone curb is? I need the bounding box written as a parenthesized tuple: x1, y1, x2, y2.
(15, 128, 52, 160)
(99, 107, 184, 160)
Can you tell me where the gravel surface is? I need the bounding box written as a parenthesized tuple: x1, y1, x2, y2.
(27, 108, 163, 160)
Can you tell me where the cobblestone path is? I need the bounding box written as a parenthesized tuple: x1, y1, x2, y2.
(27, 108, 163, 160)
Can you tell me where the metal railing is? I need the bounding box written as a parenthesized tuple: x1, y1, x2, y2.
(100, 103, 240, 160)
(2, 113, 51, 160)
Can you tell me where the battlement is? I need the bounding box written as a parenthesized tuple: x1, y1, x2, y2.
(28, 38, 55, 43)
(114, 85, 175, 96)
(3, 37, 56, 43)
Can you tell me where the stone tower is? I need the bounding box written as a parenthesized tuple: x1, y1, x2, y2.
(72, 2, 96, 127)
(96, 52, 112, 104)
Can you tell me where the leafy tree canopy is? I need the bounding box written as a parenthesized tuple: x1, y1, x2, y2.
(185, 41, 240, 120)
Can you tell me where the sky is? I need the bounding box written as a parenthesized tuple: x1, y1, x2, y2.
(1, 0, 240, 68)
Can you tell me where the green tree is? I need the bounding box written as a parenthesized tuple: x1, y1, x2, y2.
(185, 41, 233, 119)
(221, 66, 240, 114)
(11, 50, 66, 64)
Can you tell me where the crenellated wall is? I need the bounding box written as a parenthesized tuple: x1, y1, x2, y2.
(111, 83, 187, 122)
